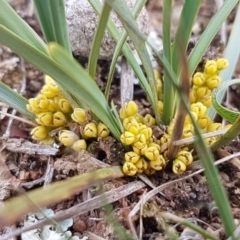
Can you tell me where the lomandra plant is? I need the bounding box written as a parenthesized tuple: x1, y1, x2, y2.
(0, 0, 240, 239)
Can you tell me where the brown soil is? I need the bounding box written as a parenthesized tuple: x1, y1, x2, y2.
(1, 0, 240, 240)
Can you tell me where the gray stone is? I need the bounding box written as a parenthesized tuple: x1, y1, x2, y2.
(65, 0, 150, 59)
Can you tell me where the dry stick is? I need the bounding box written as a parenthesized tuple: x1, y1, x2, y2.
(0, 181, 146, 240)
(0, 111, 36, 126)
(128, 151, 240, 238)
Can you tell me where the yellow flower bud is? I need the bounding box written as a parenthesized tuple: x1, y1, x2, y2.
(143, 114, 156, 127)
(185, 111, 198, 125)
(122, 162, 138, 176)
(41, 83, 61, 98)
(198, 96, 212, 107)
(197, 115, 212, 129)
(83, 122, 97, 138)
(59, 130, 79, 146)
(177, 150, 193, 165)
(120, 131, 135, 145)
(204, 60, 217, 76)
(123, 101, 139, 117)
(154, 69, 161, 80)
(119, 108, 128, 120)
(190, 102, 207, 118)
(52, 111, 67, 127)
(189, 89, 197, 104)
(134, 133, 147, 146)
(205, 75, 221, 89)
(45, 75, 56, 85)
(144, 146, 160, 161)
(160, 134, 171, 152)
(71, 139, 87, 151)
(172, 159, 186, 174)
(148, 142, 161, 151)
(31, 126, 49, 140)
(135, 158, 148, 173)
(57, 98, 72, 114)
(183, 123, 194, 138)
(134, 114, 144, 124)
(40, 136, 55, 145)
(207, 123, 222, 132)
(216, 58, 229, 71)
(196, 86, 211, 99)
(71, 108, 88, 124)
(139, 125, 152, 141)
(149, 154, 165, 170)
(125, 151, 140, 164)
(144, 165, 156, 175)
(123, 117, 139, 134)
(97, 123, 110, 138)
(157, 100, 163, 112)
(132, 144, 147, 155)
(192, 72, 205, 86)
(36, 112, 53, 126)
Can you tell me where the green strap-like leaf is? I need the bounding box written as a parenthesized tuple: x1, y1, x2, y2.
(33, 0, 71, 53)
(88, 2, 111, 78)
(0, 81, 35, 121)
(89, 0, 154, 117)
(0, 25, 122, 140)
(212, 79, 240, 123)
(0, 0, 47, 54)
(188, 0, 239, 76)
(104, 0, 160, 124)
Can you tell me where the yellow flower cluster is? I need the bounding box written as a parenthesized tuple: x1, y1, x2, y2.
(121, 59, 230, 176)
(120, 101, 166, 176)
(190, 58, 229, 107)
(28, 75, 110, 151)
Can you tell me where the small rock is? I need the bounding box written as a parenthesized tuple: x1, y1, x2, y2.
(73, 217, 87, 232)
(65, 0, 150, 59)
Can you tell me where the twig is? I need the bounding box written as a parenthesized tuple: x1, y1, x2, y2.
(127, 151, 240, 238)
(0, 111, 36, 126)
(0, 138, 58, 155)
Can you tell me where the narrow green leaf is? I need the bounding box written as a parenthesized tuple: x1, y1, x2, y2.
(0, 25, 122, 140)
(212, 79, 240, 123)
(104, 0, 160, 124)
(161, 0, 173, 124)
(210, 115, 240, 152)
(88, 2, 111, 78)
(0, 0, 47, 53)
(188, 0, 239, 76)
(208, 3, 240, 119)
(33, 0, 71, 53)
(103, 0, 147, 100)
(33, 0, 56, 42)
(162, 0, 201, 124)
(89, 0, 154, 115)
(0, 81, 35, 121)
(154, 52, 236, 238)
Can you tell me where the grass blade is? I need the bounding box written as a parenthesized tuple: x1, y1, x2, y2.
(89, 0, 154, 115)
(0, 166, 123, 227)
(88, 2, 111, 78)
(161, 0, 173, 124)
(103, 0, 147, 100)
(0, 81, 35, 121)
(208, 2, 240, 119)
(104, 0, 160, 124)
(0, 25, 122, 140)
(210, 115, 240, 152)
(188, 0, 239, 76)
(0, 0, 47, 53)
(33, 0, 71, 53)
